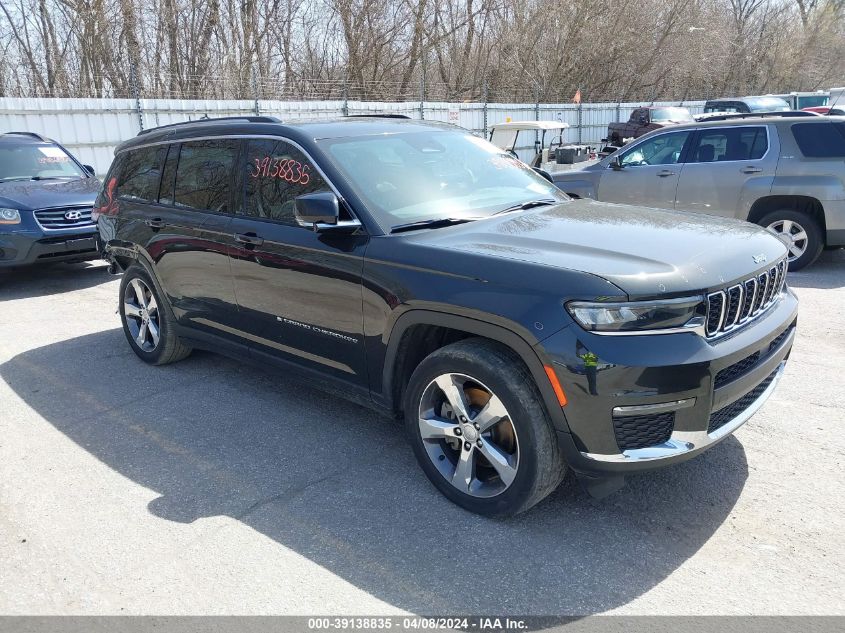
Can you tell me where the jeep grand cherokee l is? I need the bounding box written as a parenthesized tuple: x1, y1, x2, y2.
(97, 116, 797, 516)
(553, 116, 845, 271)
(0, 132, 100, 267)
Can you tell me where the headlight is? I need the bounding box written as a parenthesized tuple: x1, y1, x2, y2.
(566, 297, 705, 333)
(0, 208, 21, 224)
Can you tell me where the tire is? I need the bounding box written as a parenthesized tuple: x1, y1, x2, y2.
(119, 265, 191, 365)
(759, 209, 824, 272)
(404, 338, 566, 516)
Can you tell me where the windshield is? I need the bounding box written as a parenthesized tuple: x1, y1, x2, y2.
(746, 97, 791, 112)
(318, 130, 567, 231)
(0, 143, 86, 181)
(651, 107, 693, 122)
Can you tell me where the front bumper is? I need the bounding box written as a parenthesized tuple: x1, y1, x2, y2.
(538, 287, 798, 484)
(0, 228, 99, 267)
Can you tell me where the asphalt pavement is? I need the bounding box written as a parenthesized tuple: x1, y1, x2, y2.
(0, 251, 843, 615)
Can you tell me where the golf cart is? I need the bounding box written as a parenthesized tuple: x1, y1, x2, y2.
(488, 121, 598, 173)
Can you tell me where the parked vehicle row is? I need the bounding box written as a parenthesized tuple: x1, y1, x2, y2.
(93, 116, 797, 516)
(554, 115, 845, 271)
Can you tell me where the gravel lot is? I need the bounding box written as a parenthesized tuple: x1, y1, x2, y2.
(1, 251, 843, 616)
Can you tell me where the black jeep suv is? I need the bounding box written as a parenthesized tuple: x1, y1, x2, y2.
(0, 132, 100, 267)
(97, 116, 798, 515)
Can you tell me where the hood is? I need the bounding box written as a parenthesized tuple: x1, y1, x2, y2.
(418, 199, 788, 299)
(0, 177, 100, 210)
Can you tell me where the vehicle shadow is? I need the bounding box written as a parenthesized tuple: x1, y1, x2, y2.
(787, 249, 845, 290)
(0, 330, 749, 615)
(0, 260, 111, 300)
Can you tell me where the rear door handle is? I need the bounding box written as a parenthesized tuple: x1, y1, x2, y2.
(234, 233, 264, 246)
(657, 170, 676, 177)
(741, 166, 763, 174)
(145, 218, 165, 229)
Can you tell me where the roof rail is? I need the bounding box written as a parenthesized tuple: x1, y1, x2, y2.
(348, 114, 411, 119)
(1, 131, 51, 142)
(696, 111, 817, 122)
(137, 115, 282, 136)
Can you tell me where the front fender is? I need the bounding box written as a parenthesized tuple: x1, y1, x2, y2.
(381, 308, 573, 433)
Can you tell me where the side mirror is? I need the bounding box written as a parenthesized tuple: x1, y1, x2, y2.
(83, 164, 96, 176)
(532, 167, 553, 183)
(295, 191, 340, 229)
(609, 156, 623, 171)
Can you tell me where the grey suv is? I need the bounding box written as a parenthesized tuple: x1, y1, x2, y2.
(554, 116, 845, 270)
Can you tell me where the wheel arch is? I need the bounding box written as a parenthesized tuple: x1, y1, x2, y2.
(382, 310, 570, 433)
(748, 194, 827, 239)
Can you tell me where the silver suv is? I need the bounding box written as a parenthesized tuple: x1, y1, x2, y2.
(554, 116, 845, 270)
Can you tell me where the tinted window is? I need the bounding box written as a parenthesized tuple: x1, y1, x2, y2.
(619, 131, 691, 167)
(242, 139, 330, 224)
(792, 122, 845, 158)
(704, 102, 742, 114)
(118, 146, 166, 202)
(158, 144, 179, 204)
(687, 127, 767, 163)
(174, 140, 239, 212)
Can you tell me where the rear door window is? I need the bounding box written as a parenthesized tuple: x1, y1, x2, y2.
(173, 140, 240, 213)
(241, 139, 330, 225)
(118, 145, 166, 202)
(687, 127, 767, 163)
(792, 122, 845, 157)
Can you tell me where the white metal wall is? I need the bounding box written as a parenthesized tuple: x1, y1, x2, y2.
(0, 97, 706, 176)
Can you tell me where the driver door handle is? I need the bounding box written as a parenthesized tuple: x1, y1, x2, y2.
(741, 166, 763, 174)
(657, 170, 676, 177)
(234, 233, 264, 246)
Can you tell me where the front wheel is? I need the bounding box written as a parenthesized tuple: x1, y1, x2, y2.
(404, 338, 565, 516)
(760, 209, 823, 271)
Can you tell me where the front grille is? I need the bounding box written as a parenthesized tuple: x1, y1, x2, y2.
(708, 369, 778, 433)
(714, 351, 761, 389)
(705, 259, 787, 338)
(34, 206, 94, 230)
(613, 412, 674, 451)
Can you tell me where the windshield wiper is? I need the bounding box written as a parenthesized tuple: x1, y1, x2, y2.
(390, 217, 480, 234)
(493, 198, 559, 215)
(29, 176, 72, 181)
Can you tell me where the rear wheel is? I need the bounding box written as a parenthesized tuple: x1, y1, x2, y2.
(404, 338, 565, 516)
(760, 209, 823, 271)
(119, 266, 191, 365)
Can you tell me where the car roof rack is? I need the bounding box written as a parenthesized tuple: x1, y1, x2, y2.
(137, 116, 282, 136)
(697, 111, 817, 122)
(1, 131, 52, 142)
(348, 114, 411, 119)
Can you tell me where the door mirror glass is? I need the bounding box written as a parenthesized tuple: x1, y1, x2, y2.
(295, 191, 340, 228)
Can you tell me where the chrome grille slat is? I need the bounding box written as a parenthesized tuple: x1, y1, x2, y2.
(704, 258, 788, 340)
(33, 206, 94, 230)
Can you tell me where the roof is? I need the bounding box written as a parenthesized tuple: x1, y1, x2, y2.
(117, 116, 458, 153)
(0, 131, 53, 144)
(489, 120, 569, 131)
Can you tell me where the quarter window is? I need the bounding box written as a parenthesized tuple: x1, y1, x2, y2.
(687, 127, 767, 163)
(173, 140, 239, 212)
(792, 122, 845, 158)
(118, 146, 166, 202)
(619, 131, 691, 167)
(242, 139, 329, 224)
